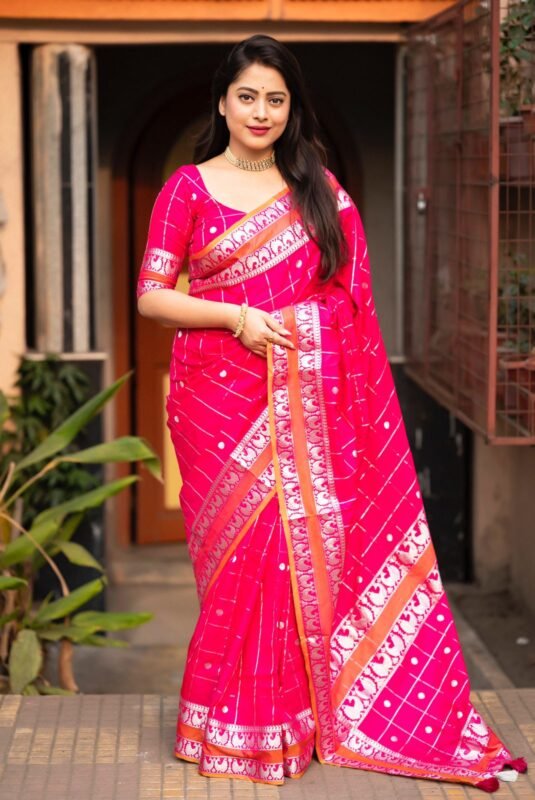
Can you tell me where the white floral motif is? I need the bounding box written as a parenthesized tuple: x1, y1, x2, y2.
(137, 279, 166, 296)
(189, 198, 289, 277)
(195, 476, 274, 600)
(140, 246, 180, 276)
(189, 189, 310, 293)
(269, 301, 344, 760)
(336, 186, 353, 211)
(189, 407, 275, 561)
(230, 407, 274, 487)
(454, 708, 490, 761)
(335, 576, 441, 730)
(175, 697, 315, 783)
(334, 723, 509, 782)
(181, 405, 276, 601)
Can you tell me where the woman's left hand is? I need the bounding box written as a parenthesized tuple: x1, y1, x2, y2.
(237, 306, 295, 359)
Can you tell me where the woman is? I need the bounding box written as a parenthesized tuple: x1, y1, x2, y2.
(136, 34, 526, 792)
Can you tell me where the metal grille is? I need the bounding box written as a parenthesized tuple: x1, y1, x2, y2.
(404, 0, 535, 444)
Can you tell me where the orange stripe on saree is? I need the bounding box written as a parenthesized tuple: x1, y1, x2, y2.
(166, 172, 525, 790)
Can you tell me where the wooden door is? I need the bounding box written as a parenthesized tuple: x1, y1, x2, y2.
(116, 65, 365, 545)
(130, 97, 210, 544)
(133, 176, 188, 543)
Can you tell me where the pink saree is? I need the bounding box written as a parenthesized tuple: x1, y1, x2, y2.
(137, 163, 526, 791)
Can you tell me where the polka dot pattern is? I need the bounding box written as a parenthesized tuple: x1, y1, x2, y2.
(141, 163, 519, 784)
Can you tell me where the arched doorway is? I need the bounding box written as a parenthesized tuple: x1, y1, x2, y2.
(112, 74, 363, 545)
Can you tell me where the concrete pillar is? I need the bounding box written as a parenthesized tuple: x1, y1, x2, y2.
(472, 435, 535, 619)
(0, 44, 25, 393)
(471, 435, 514, 591)
(32, 44, 97, 353)
(509, 447, 535, 618)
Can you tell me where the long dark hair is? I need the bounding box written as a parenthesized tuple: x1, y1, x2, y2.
(193, 34, 348, 282)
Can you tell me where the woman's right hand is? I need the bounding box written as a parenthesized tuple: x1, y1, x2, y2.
(235, 306, 296, 359)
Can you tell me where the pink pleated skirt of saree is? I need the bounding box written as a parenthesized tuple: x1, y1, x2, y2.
(151, 165, 527, 791)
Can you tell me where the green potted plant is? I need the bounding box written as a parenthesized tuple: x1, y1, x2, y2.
(1, 356, 106, 607)
(499, 0, 535, 180)
(497, 252, 534, 354)
(0, 371, 162, 694)
(500, 0, 535, 118)
(496, 251, 535, 432)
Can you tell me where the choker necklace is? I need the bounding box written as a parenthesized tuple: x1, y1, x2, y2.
(224, 145, 275, 171)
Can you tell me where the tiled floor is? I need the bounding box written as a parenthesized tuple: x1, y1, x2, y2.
(9, 544, 533, 798)
(0, 690, 533, 799)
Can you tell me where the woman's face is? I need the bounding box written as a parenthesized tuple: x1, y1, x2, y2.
(219, 62, 291, 158)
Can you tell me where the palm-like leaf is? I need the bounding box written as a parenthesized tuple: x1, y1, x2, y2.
(62, 437, 162, 481)
(0, 369, 160, 694)
(33, 476, 138, 526)
(31, 577, 107, 625)
(13, 372, 132, 475)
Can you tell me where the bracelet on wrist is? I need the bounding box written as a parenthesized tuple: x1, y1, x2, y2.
(232, 303, 248, 338)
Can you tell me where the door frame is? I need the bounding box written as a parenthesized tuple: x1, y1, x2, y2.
(111, 65, 217, 546)
(111, 45, 364, 546)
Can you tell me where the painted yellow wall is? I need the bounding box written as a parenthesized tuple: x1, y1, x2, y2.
(0, 44, 25, 394)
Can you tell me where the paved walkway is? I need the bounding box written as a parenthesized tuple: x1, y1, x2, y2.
(0, 690, 533, 799)
(41, 546, 530, 697)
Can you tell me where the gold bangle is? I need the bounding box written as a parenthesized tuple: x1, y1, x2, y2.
(234, 315, 246, 337)
(232, 303, 248, 337)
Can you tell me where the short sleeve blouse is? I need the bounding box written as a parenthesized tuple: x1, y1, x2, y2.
(136, 163, 259, 298)
(136, 163, 345, 300)
(136, 167, 195, 298)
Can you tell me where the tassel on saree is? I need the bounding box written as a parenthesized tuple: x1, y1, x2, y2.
(477, 757, 529, 792)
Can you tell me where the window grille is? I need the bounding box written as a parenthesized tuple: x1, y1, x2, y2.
(404, 0, 535, 443)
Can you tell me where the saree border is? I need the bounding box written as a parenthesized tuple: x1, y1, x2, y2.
(332, 538, 438, 711)
(265, 299, 513, 787)
(202, 485, 277, 599)
(137, 246, 181, 295)
(189, 407, 278, 602)
(189, 215, 308, 294)
(193, 461, 275, 601)
(329, 511, 432, 681)
(175, 697, 316, 785)
(189, 184, 291, 262)
(190, 407, 273, 536)
(188, 180, 354, 295)
(298, 301, 347, 604)
(267, 302, 342, 763)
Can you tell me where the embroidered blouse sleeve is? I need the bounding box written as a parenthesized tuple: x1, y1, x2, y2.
(136, 168, 195, 298)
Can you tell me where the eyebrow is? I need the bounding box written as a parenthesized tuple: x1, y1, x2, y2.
(236, 85, 287, 96)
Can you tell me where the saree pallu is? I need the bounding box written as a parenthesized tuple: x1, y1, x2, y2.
(164, 172, 526, 791)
